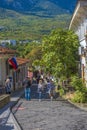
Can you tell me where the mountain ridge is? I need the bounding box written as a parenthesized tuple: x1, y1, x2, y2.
(0, 0, 77, 16)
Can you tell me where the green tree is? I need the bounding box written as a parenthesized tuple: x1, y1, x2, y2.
(26, 45, 42, 66)
(41, 29, 79, 78)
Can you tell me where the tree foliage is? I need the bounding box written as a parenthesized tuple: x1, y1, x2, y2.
(26, 45, 42, 66)
(41, 29, 79, 78)
(7, 28, 79, 79)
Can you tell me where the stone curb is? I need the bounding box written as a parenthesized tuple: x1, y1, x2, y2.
(10, 91, 24, 130)
(68, 100, 87, 111)
(0, 108, 10, 125)
(11, 112, 22, 130)
(0, 89, 24, 130)
(10, 91, 24, 110)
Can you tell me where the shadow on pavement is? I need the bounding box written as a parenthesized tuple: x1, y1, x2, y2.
(0, 125, 14, 130)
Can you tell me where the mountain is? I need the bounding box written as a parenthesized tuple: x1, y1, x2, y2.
(0, 0, 77, 41)
(0, 0, 77, 16)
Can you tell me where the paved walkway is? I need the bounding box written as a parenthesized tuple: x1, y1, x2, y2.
(0, 88, 87, 130)
(0, 88, 24, 130)
(12, 98, 87, 130)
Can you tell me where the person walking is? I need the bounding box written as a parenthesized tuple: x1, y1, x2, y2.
(46, 79, 55, 101)
(37, 79, 43, 101)
(23, 77, 31, 100)
(31, 77, 38, 99)
(5, 77, 11, 94)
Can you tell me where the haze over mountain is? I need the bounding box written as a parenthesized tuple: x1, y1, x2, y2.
(0, 0, 77, 16)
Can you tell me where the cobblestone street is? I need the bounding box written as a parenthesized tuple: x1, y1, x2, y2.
(12, 98, 87, 130)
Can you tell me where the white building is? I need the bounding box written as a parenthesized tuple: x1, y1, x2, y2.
(0, 40, 16, 46)
(69, 0, 87, 86)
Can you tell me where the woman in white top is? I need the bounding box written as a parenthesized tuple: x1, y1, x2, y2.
(38, 79, 43, 101)
(5, 77, 11, 94)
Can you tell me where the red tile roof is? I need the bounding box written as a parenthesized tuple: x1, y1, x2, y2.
(0, 46, 17, 54)
(0, 47, 29, 66)
(16, 57, 29, 66)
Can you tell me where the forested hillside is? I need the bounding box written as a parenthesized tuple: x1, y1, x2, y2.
(0, 8, 71, 41)
(0, 0, 77, 40)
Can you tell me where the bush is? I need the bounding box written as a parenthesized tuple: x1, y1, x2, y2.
(70, 76, 85, 92)
(69, 75, 87, 103)
(59, 88, 64, 96)
(71, 90, 87, 103)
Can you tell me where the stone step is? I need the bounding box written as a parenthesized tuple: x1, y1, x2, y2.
(0, 94, 10, 109)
